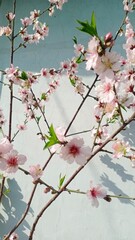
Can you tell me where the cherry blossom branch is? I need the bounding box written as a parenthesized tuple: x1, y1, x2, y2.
(66, 127, 94, 137)
(109, 11, 128, 52)
(8, 0, 16, 141)
(28, 111, 135, 239)
(30, 88, 50, 129)
(0, 0, 16, 205)
(0, 176, 6, 203)
(91, 111, 105, 151)
(65, 75, 99, 136)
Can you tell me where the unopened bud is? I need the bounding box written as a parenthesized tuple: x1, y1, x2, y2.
(44, 187, 51, 193)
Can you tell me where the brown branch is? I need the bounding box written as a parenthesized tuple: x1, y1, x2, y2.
(28, 111, 135, 239)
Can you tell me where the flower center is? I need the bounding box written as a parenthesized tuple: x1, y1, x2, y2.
(90, 188, 97, 198)
(69, 145, 80, 157)
(104, 83, 111, 93)
(7, 156, 18, 167)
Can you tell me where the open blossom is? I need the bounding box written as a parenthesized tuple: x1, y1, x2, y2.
(112, 140, 130, 158)
(74, 43, 84, 56)
(49, 0, 68, 10)
(21, 17, 32, 26)
(87, 181, 107, 207)
(1, 150, 27, 174)
(94, 51, 121, 79)
(29, 164, 43, 181)
(30, 9, 40, 20)
(95, 76, 115, 103)
(59, 137, 91, 165)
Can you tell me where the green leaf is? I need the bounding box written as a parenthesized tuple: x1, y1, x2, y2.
(91, 11, 96, 30)
(44, 124, 60, 149)
(36, 116, 42, 124)
(120, 104, 127, 112)
(70, 78, 76, 87)
(59, 174, 66, 189)
(73, 36, 78, 44)
(20, 71, 28, 80)
(76, 54, 83, 64)
(77, 11, 98, 37)
(41, 93, 47, 101)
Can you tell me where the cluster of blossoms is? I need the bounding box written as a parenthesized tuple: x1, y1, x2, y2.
(48, 0, 68, 15)
(0, 12, 15, 37)
(60, 56, 85, 95)
(91, 126, 109, 145)
(20, 9, 49, 45)
(0, 138, 26, 175)
(123, 0, 135, 12)
(0, 26, 12, 37)
(50, 127, 91, 166)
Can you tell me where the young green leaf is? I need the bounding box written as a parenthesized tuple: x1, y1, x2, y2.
(20, 71, 28, 80)
(58, 174, 66, 189)
(70, 78, 76, 87)
(73, 36, 78, 44)
(77, 11, 98, 37)
(44, 124, 60, 149)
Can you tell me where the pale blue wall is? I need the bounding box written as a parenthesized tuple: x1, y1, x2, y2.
(0, 1, 135, 240)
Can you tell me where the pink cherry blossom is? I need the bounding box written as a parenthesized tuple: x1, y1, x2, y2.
(86, 36, 100, 70)
(30, 10, 40, 20)
(123, 0, 135, 12)
(3, 26, 12, 36)
(95, 77, 115, 103)
(60, 137, 91, 165)
(91, 126, 109, 144)
(94, 51, 121, 79)
(0, 138, 13, 155)
(74, 43, 84, 56)
(17, 124, 27, 131)
(112, 140, 130, 158)
(21, 17, 32, 27)
(3, 150, 27, 174)
(49, 0, 68, 10)
(87, 181, 107, 207)
(6, 12, 15, 21)
(29, 164, 43, 181)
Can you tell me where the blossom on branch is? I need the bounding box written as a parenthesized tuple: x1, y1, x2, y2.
(112, 140, 130, 158)
(87, 181, 107, 207)
(60, 137, 91, 165)
(29, 164, 43, 181)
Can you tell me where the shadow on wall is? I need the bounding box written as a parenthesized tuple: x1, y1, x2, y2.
(0, 179, 33, 240)
(100, 121, 135, 206)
